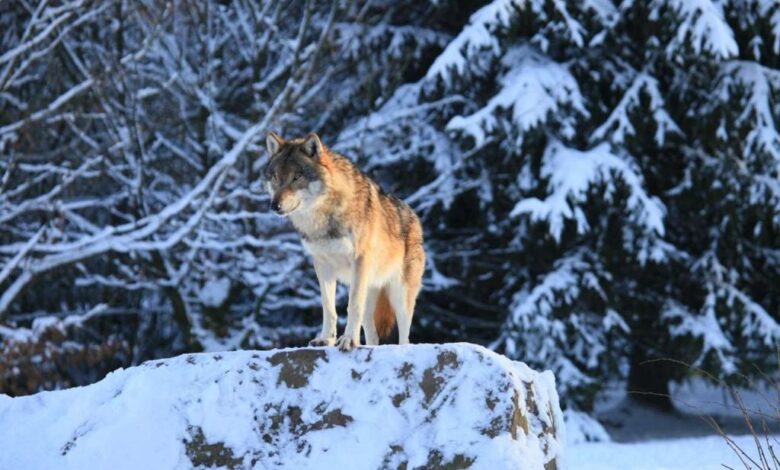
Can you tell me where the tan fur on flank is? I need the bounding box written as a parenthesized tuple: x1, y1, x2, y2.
(263, 132, 425, 351)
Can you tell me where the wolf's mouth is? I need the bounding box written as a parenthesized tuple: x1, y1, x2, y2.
(279, 201, 302, 216)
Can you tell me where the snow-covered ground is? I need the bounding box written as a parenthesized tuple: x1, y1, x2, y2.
(568, 434, 774, 470)
(0, 344, 563, 470)
(566, 377, 779, 469)
(1, 344, 774, 470)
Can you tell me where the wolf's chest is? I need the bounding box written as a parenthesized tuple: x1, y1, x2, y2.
(302, 236, 354, 256)
(302, 236, 355, 282)
(289, 207, 346, 241)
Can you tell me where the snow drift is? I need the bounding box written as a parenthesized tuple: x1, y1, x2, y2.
(0, 343, 563, 470)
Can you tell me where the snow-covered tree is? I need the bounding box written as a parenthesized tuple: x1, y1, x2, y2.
(342, 0, 780, 413)
(0, 0, 450, 393)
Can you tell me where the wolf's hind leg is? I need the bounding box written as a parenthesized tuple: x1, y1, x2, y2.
(394, 250, 424, 345)
(361, 288, 380, 346)
(388, 278, 412, 345)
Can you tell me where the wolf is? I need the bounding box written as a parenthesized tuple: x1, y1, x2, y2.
(263, 131, 425, 352)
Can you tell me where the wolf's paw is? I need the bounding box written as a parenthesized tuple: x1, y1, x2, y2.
(335, 334, 358, 352)
(308, 337, 335, 347)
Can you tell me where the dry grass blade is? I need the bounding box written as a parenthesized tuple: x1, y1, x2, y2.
(711, 362, 779, 470)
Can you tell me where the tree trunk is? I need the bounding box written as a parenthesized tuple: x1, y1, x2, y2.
(149, 251, 202, 352)
(164, 284, 202, 352)
(627, 346, 675, 411)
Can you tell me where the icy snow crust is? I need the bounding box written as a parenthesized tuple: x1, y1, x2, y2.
(0, 343, 563, 470)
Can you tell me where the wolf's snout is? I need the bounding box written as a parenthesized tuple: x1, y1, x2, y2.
(271, 200, 282, 214)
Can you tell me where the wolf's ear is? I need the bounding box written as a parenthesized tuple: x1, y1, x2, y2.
(302, 133, 323, 159)
(266, 131, 284, 157)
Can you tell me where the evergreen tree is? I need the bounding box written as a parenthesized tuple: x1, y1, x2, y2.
(345, 0, 780, 418)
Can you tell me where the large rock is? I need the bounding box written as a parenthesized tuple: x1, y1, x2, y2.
(0, 343, 563, 469)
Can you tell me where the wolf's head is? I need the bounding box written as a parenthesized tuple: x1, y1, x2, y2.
(263, 132, 326, 216)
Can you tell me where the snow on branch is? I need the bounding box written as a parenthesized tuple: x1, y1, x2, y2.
(337, 81, 465, 168)
(764, 0, 780, 54)
(0, 0, 453, 356)
(425, 0, 593, 85)
(720, 61, 780, 169)
(425, 0, 517, 83)
(0, 303, 107, 344)
(508, 253, 595, 331)
(0, 1, 83, 66)
(728, 284, 780, 350)
(0, 78, 94, 142)
(581, 0, 619, 24)
(713, 61, 780, 221)
(493, 251, 629, 397)
(652, 0, 739, 59)
(338, 23, 450, 61)
(591, 72, 682, 146)
(668, 250, 780, 374)
(662, 298, 736, 373)
(0, 121, 264, 319)
(493, 254, 593, 386)
(447, 45, 587, 148)
(511, 141, 665, 242)
(337, 81, 470, 213)
(0, 226, 44, 287)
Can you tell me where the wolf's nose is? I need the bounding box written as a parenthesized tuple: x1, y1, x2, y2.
(271, 201, 282, 213)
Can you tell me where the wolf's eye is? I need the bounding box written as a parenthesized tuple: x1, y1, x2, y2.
(293, 173, 302, 181)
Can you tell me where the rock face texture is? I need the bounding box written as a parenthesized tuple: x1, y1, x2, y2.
(0, 343, 564, 470)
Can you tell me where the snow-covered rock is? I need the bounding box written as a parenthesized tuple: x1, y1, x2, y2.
(0, 343, 563, 470)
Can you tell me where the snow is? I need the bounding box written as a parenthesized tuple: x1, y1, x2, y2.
(198, 277, 230, 307)
(564, 409, 611, 445)
(570, 384, 780, 469)
(425, 0, 593, 85)
(493, 251, 630, 401)
(339, 23, 450, 61)
(0, 344, 563, 470)
(0, 117, 265, 318)
(719, 61, 780, 207)
(591, 73, 681, 146)
(583, 0, 618, 24)
(671, 377, 780, 418)
(447, 45, 586, 148)
(662, 297, 736, 373)
(652, 0, 739, 59)
(2, 342, 772, 470)
(0, 303, 107, 343)
(567, 434, 777, 470)
(0, 79, 94, 138)
(0, 2, 83, 65)
(684, 251, 780, 367)
(511, 141, 665, 243)
(765, 0, 780, 54)
(425, 0, 514, 82)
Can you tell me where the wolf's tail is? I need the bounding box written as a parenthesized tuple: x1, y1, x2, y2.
(374, 287, 395, 338)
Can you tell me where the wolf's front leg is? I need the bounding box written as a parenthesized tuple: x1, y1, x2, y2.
(336, 257, 369, 352)
(309, 275, 337, 347)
